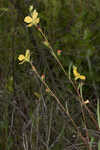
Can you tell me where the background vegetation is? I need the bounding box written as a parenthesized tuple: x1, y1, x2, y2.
(0, 0, 100, 149)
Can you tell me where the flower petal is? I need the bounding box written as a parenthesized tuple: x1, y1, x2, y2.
(24, 16, 33, 23)
(32, 9, 38, 20)
(25, 49, 30, 62)
(79, 75, 86, 80)
(73, 66, 80, 77)
(18, 55, 25, 61)
(19, 60, 25, 64)
(35, 18, 40, 24)
(27, 23, 33, 27)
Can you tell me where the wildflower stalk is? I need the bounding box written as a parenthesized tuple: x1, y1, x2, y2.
(79, 82, 91, 149)
(75, 83, 98, 129)
(29, 61, 88, 146)
(36, 26, 98, 129)
(37, 27, 68, 76)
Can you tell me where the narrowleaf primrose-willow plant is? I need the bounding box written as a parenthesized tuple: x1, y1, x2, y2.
(18, 5, 99, 150)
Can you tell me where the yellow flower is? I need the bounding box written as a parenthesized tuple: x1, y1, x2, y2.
(18, 55, 25, 61)
(73, 66, 86, 81)
(24, 9, 40, 27)
(18, 49, 30, 64)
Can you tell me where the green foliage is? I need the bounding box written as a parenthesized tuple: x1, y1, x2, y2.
(97, 99, 100, 128)
(5, 76, 13, 92)
(0, 0, 100, 149)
